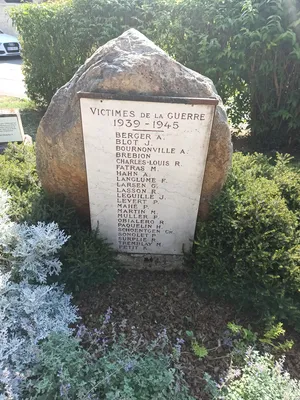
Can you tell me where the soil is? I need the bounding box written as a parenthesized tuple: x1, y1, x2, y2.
(76, 269, 300, 399)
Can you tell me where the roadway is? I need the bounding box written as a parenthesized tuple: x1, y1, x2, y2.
(0, 56, 26, 98)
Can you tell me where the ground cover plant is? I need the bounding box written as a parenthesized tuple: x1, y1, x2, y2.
(75, 268, 300, 400)
(26, 323, 194, 399)
(193, 152, 300, 329)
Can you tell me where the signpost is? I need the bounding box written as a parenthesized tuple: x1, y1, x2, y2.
(0, 109, 24, 150)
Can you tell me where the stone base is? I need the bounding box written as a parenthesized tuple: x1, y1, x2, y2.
(117, 253, 186, 271)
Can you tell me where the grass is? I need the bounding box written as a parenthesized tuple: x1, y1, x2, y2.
(0, 95, 44, 140)
(0, 96, 35, 110)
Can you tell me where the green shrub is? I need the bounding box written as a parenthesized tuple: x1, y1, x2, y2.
(23, 194, 118, 292)
(58, 228, 118, 292)
(176, 0, 300, 149)
(0, 144, 117, 291)
(205, 348, 300, 400)
(10, 1, 81, 106)
(0, 143, 41, 220)
(193, 152, 300, 328)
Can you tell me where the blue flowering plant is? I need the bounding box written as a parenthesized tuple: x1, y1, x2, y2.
(26, 311, 194, 400)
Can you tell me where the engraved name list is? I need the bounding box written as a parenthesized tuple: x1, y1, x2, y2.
(79, 94, 217, 255)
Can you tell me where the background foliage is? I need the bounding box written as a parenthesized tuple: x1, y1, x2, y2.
(10, 0, 300, 149)
(9, 0, 173, 106)
(174, 0, 300, 149)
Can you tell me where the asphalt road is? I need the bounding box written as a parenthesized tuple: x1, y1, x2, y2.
(0, 56, 27, 98)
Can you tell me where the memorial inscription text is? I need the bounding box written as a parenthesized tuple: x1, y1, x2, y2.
(0, 113, 23, 143)
(80, 96, 217, 255)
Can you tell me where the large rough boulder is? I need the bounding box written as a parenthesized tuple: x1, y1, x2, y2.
(36, 28, 232, 219)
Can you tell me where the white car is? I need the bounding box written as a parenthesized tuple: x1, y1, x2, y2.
(0, 30, 21, 57)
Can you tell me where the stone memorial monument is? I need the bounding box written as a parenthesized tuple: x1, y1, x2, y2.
(36, 28, 232, 269)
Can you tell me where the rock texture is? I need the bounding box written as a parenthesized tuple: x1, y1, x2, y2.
(36, 28, 232, 219)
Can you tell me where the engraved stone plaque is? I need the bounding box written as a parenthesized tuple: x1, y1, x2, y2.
(0, 110, 24, 143)
(79, 93, 217, 255)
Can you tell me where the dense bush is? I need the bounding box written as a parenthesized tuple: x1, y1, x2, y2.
(193, 152, 300, 328)
(0, 143, 40, 220)
(0, 144, 117, 291)
(10, 0, 80, 106)
(174, 0, 300, 149)
(10, 0, 300, 148)
(205, 348, 300, 400)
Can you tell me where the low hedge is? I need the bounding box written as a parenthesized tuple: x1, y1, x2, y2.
(193, 152, 300, 328)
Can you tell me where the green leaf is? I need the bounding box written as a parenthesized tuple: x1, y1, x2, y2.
(191, 341, 208, 359)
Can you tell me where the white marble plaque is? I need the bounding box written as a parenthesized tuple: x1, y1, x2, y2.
(80, 95, 217, 255)
(0, 110, 24, 143)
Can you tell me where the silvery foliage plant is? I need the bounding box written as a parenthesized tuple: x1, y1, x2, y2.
(0, 190, 78, 399)
(205, 348, 300, 400)
(10, 221, 69, 283)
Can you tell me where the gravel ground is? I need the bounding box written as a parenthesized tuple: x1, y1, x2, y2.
(75, 269, 300, 399)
